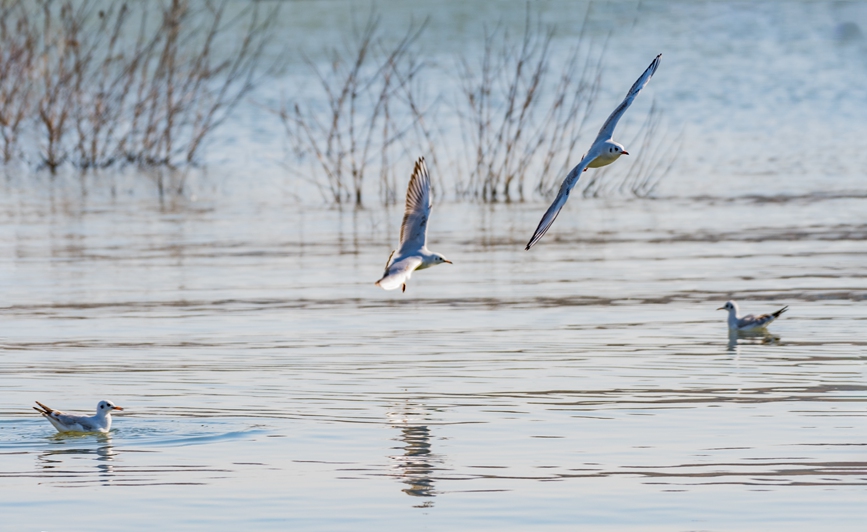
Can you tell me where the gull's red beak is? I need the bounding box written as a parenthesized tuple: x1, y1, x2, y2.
(622, 150, 629, 155)
(716, 307, 725, 311)
(113, 406, 124, 411)
(444, 260, 453, 264)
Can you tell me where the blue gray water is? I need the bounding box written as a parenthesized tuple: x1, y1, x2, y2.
(1, 0, 866, 530)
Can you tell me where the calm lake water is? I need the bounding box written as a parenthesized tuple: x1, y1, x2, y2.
(1, 0, 866, 530)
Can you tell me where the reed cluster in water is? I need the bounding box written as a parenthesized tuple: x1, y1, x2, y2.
(0, 0, 275, 186)
(0, 2, 676, 203)
(277, 15, 434, 206)
(280, 10, 679, 205)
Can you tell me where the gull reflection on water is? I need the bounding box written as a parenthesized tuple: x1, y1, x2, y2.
(38, 433, 117, 486)
(727, 329, 781, 352)
(387, 403, 443, 506)
(723, 330, 783, 400)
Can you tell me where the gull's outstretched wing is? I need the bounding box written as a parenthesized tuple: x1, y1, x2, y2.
(375, 256, 423, 291)
(738, 306, 788, 329)
(594, 54, 661, 143)
(525, 150, 597, 250)
(398, 157, 432, 255)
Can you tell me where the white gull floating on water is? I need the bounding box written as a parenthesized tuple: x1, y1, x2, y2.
(718, 300, 788, 331)
(526, 54, 662, 250)
(375, 157, 452, 292)
(33, 400, 123, 433)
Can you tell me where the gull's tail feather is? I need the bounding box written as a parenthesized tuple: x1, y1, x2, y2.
(526, 195, 566, 250)
(375, 250, 403, 290)
(376, 272, 406, 291)
(34, 401, 54, 415)
(749, 305, 789, 329)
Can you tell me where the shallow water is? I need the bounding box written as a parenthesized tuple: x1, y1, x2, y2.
(2, 0, 867, 529)
(0, 193, 864, 530)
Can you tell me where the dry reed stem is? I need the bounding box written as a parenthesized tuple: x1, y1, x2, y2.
(455, 8, 605, 202)
(279, 14, 430, 206)
(0, 0, 277, 187)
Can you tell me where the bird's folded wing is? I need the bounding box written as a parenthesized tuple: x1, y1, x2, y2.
(73, 417, 99, 431)
(738, 313, 770, 328)
(398, 157, 432, 255)
(738, 314, 767, 328)
(53, 412, 78, 423)
(525, 151, 596, 250)
(748, 309, 785, 328)
(375, 257, 423, 290)
(594, 53, 661, 144)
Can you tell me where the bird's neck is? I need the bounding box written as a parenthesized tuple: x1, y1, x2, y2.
(728, 310, 739, 326)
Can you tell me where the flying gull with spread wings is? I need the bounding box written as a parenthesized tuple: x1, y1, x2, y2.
(376, 157, 451, 292)
(33, 400, 123, 433)
(526, 54, 662, 250)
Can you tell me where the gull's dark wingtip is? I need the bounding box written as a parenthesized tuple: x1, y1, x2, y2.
(525, 235, 541, 250)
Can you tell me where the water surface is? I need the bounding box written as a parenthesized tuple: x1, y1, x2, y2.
(0, 193, 864, 530)
(1, 0, 866, 529)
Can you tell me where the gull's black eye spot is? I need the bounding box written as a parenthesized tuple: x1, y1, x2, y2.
(100, 405, 104, 409)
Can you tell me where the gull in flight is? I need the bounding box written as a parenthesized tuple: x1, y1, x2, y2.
(376, 157, 451, 292)
(717, 300, 788, 331)
(33, 400, 123, 433)
(526, 54, 662, 250)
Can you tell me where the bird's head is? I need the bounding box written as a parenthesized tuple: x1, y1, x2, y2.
(97, 400, 123, 416)
(608, 142, 628, 157)
(717, 300, 737, 313)
(434, 253, 452, 265)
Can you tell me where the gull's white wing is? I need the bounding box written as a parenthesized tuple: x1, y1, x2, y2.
(375, 256, 423, 291)
(52, 414, 99, 431)
(398, 157, 432, 255)
(594, 54, 661, 143)
(737, 306, 788, 329)
(525, 150, 598, 250)
(34, 403, 92, 432)
(42, 410, 97, 432)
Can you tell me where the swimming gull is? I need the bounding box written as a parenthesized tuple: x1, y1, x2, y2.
(526, 54, 662, 250)
(33, 400, 123, 433)
(717, 300, 788, 331)
(376, 157, 452, 292)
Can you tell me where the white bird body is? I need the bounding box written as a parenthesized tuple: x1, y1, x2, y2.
(526, 54, 661, 250)
(376, 157, 451, 292)
(586, 141, 627, 168)
(33, 400, 123, 433)
(717, 300, 788, 331)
